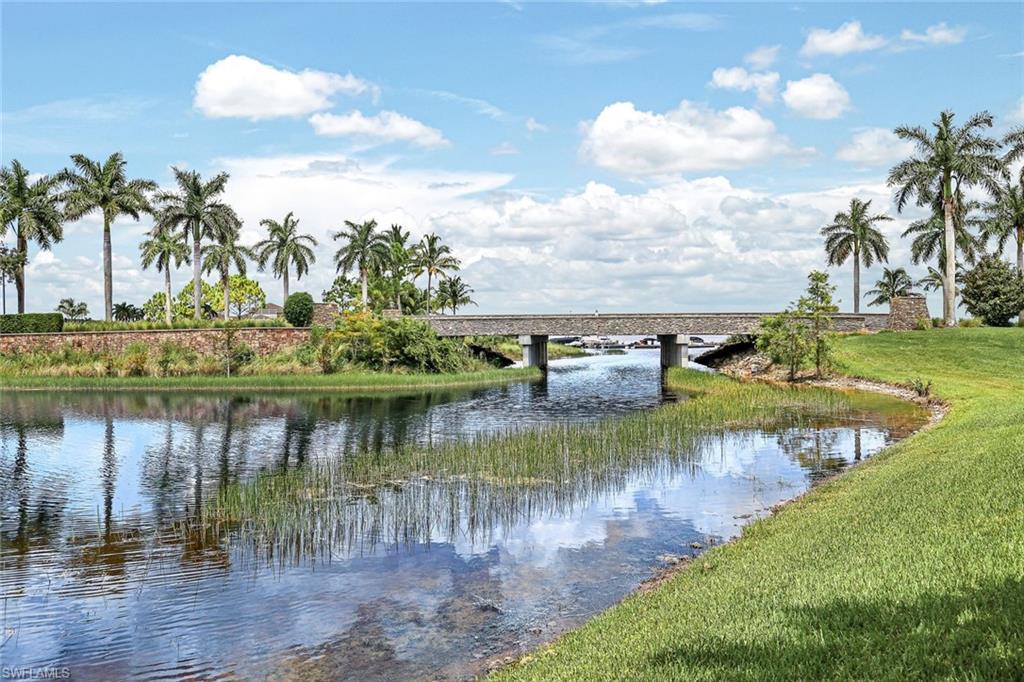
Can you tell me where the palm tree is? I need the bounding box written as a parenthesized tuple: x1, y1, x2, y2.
(436, 275, 475, 314)
(140, 227, 191, 324)
(981, 177, 1024, 273)
(112, 302, 143, 322)
(0, 160, 65, 313)
(888, 111, 1002, 326)
(201, 225, 254, 320)
(820, 198, 891, 313)
(864, 267, 915, 309)
(55, 297, 88, 320)
(255, 212, 317, 303)
(1004, 126, 1024, 186)
(384, 224, 413, 313)
(981, 175, 1024, 321)
(153, 168, 241, 319)
(62, 153, 156, 321)
(333, 219, 388, 308)
(413, 233, 460, 315)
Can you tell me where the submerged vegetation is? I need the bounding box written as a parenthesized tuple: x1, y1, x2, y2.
(499, 328, 1024, 680)
(190, 369, 923, 561)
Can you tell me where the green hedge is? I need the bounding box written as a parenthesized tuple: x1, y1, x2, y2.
(0, 313, 64, 334)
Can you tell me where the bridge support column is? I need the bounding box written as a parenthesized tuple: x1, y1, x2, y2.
(519, 335, 549, 370)
(658, 334, 689, 370)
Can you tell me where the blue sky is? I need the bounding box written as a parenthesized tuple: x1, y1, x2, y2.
(2, 2, 1022, 314)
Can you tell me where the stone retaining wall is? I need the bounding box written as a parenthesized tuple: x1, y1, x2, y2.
(0, 327, 312, 357)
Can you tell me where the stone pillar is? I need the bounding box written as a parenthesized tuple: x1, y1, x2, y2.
(519, 335, 549, 370)
(888, 296, 930, 331)
(658, 334, 688, 370)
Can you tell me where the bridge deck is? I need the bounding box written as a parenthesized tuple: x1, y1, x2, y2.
(420, 312, 891, 337)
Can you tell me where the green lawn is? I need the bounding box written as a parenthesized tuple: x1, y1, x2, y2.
(0, 366, 540, 392)
(499, 328, 1024, 680)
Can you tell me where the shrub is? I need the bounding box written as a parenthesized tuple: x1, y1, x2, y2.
(123, 342, 149, 377)
(958, 317, 983, 328)
(959, 255, 1024, 327)
(914, 317, 932, 331)
(0, 313, 64, 334)
(907, 377, 932, 398)
(324, 310, 471, 373)
(284, 292, 314, 327)
(931, 317, 944, 328)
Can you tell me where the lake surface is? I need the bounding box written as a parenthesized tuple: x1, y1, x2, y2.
(0, 351, 926, 680)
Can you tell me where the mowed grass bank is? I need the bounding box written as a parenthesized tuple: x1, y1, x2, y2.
(500, 328, 1024, 680)
(0, 367, 540, 392)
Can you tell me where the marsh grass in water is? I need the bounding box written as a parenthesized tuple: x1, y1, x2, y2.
(192, 370, 924, 563)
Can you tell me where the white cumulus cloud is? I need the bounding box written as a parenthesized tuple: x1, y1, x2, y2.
(744, 45, 780, 70)
(526, 116, 549, 133)
(900, 23, 967, 45)
(782, 74, 851, 119)
(308, 111, 448, 148)
(709, 67, 780, 104)
(800, 21, 887, 57)
(193, 55, 377, 121)
(836, 128, 915, 165)
(580, 100, 808, 176)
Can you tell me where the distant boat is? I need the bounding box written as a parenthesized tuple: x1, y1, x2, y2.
(631, 337, 660, 349)
(581, 336, 626, 349)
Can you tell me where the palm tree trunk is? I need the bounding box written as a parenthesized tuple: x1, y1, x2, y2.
(853, 246, 860, 314)
(426, 272, 432, 316)
(15, 234, 27, 314)
(103, 212, 113, 322)
(942, 192, 957, 327)
(164, 267, 173, 324)
(361, 268, 369, 308)
(223, 272, 230, 321)
(1017, 225, 1023, 323)
(193, 224, 202, 319)
(283, 267, 289, 304)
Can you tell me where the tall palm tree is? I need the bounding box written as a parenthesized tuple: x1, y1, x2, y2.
(981, 177, 1024, 274)
(414, 233, 460, 315)
(255, 212, 317, 303)
(864, 267, 915, 309)
(436, 275, 475, 314)
(981, 175, 1024, 322)
(201, 225, 254, 320)
(0, 160, 65, 313)
(153, 168, 240, 319)
(820, 198, 891, 313)
(384, 224, 413, 313)
(1004, 126, 1024, 186)
(888, 110, 1002, 326)
(333, 219, 388, 308)
(62, 153, 156, 321)
(140, 226, 191, 323)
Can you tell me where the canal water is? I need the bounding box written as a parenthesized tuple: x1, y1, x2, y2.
(0, 351, 925, 680)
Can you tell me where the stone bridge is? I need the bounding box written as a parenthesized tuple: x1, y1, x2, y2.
(418, 310, 899, 370)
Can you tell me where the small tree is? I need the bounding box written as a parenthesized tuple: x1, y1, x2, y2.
(797, 271, 839, 378)
(226, 275, 266, 318)
(757, 311, 811, 381)
(284, 291, 314, 327)
(960, 255, 1024, 327)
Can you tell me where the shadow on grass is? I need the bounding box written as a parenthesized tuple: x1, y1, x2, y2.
(646, 577, 1024, 679)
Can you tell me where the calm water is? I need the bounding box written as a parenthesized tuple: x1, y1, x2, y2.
(0, 351, 925, 680)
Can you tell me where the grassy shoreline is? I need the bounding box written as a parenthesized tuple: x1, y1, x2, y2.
(498, 328, 1024, 680)
(0, 366, 540, 392)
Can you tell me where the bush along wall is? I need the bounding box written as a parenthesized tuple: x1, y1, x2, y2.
(0, 313, 64, 334)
